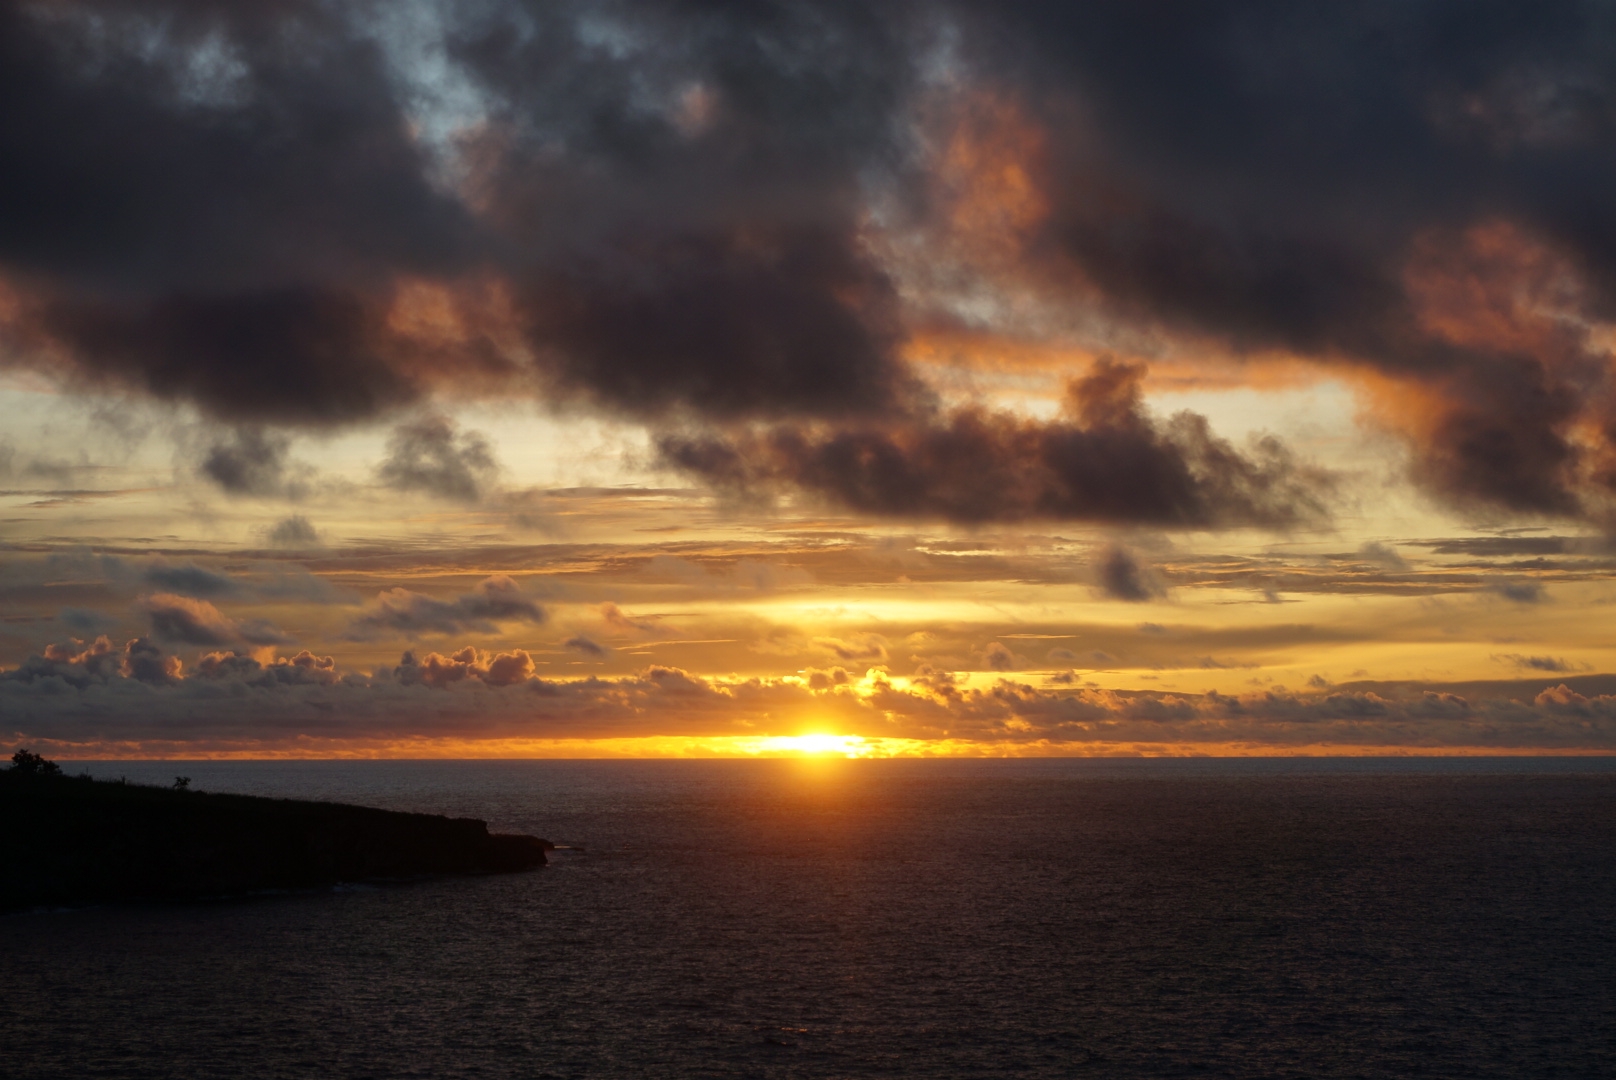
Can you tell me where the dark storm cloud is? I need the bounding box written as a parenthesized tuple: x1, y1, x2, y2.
(959, 0, 1616, 519)
(660, 359, 1331, 526)
(0, 0, 917, 426)
(37, 291, 424, 426)
(0, 2, 469, 291)
(10, 1, 1616, 524)
(376, 416, 498, 503)
(456, 0, 919, 418)
(517, 228, 913, 419)
(0, 0, 470, 424)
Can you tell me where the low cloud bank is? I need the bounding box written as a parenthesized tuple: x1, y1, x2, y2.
(5, 637, 1615, 754)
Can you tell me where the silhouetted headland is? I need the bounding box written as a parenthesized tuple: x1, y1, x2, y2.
(1, 751, 551, 911)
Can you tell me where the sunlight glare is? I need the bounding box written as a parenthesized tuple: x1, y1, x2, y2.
(751, 733, 873, 758)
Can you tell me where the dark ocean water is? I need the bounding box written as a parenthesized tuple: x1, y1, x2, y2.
(3, 758, 1615, 1079)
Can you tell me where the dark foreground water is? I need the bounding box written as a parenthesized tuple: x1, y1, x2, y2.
(3, 758, 1615, 1079)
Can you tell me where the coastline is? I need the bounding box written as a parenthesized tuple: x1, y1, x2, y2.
(1, 768, 550, 912)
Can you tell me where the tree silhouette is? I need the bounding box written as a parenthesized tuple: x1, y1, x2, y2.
(10, 749, 62, 777)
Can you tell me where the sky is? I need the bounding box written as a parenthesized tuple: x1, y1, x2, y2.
(5, 0, 1616, 757)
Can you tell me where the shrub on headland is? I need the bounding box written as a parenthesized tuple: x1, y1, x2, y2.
(10, 749, 61, 777)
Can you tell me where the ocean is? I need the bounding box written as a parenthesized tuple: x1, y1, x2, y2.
(3, 758, 1614, 1078)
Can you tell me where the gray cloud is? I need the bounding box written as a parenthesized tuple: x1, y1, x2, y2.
(119, 637, 182, 684)
(142, 561, 237, 598)
(1494, 653, 1580, 673)
(346, 575, 544, 637)
(1423, 537, 1582, 557)
(564, 635, 609, 658)
(0, 441, 78, 486)
(195, 650, 342, 687)
(199, 428, 301, 497)
(266, 515, 321, 548)
(139, 593, 293, 647)
(982, 641, 1017, 671)
(1096, 544, 1166, 602)
(376, 416, 498, 503)
(600, 603, 660, 636)
(661, 360, 1333, 527)
(817, 634, 889, 663)
(394, 647, 536, 688)
(58, 607, 118, 635)
(1488, 580, 1548, 604)
(1355, 543, 1410, 571)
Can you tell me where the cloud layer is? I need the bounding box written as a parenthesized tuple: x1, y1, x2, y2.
(11, 2, 1616, 759)
(10, 3, 1616, 523)
(5, 636, 1616, 754)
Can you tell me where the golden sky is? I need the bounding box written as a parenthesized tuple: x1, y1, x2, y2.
(3, 1, 1616, 756)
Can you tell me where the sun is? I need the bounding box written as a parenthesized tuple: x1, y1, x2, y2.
(752, 733, 872, 758)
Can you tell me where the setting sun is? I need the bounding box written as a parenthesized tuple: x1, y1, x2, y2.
(751, 734, 873, 758)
